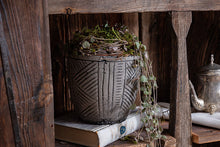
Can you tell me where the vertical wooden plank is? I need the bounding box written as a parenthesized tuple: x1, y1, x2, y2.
(140, 12, 159, 84)
(0, 52, 15, 147)
(140, 12, 157, 105)
(122, 13, 139, 38)
(0, 8, 22, 146)
(49, 15, 67, 116)
(169, 11, 192, 147)
(41, 0, 55, 145)
(122, 13, 141, 105)
(141, 12, 173, 102)
(187, 12, 220, 86)
(0, 0, 54, 146)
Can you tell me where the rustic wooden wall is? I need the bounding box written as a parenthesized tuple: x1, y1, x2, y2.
(140, 12, 174, 102)
(49, 12, 220, 116)
(188, 12, 220, 86)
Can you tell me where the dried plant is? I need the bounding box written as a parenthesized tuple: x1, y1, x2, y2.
(67, 23, 165, 145)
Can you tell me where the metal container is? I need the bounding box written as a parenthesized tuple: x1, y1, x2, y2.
(68, 56, 140, 124)
(190, 54, 220, 114)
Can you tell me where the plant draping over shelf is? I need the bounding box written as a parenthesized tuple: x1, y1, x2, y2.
(67, 23, 165, 144)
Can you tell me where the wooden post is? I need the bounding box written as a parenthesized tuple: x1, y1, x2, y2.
(169, 12, 192, 147)
(0, 0, 54, 146)
(0, 54, 15, 146)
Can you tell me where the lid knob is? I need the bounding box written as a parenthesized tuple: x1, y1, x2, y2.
(211, 54, 214, 65)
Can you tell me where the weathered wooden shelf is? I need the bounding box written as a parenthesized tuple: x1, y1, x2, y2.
(192, 124, 220, 144)
(48, 0, 220, 14)
(1, 0, 220, 147)
(161, 121, 220, 144)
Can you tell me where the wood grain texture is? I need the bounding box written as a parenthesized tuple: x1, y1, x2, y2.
(0, 52, 15, 146)
(122, 13, 141, 106)
(140, 12, 173, 102)
(192, 125, 220, 144)
(0, 0, 54, 146)
(193, 142, 220, 147)
(48, 0, 220, 14)
(187, 12, 220, 88)
(122, 13, 139, 37)
(169, 12, 192, 147)
(0, 6, 22, 146)
(162, 121, 220, 146)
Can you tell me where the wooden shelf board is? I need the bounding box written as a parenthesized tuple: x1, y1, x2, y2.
(48, 0, 220, 14)
(161, 121, 220, 144)
(192, 124, 220, 144)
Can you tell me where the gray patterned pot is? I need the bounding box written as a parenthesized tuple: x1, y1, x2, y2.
(68, 56, 140, 124)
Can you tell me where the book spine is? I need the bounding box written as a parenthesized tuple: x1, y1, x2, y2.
(97, 113, 143, 147)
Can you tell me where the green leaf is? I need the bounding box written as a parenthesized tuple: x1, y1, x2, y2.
(140, 86, 146, 91)
(159, 126, 163, 133)
(140, 61, 144, 67)
(91, 49, 96, 53)
(144, 90, 150, 95)
(104, 23, 109, 28)
(161, 135, 167, 140)
(135, 41, 140, 50)
(130, 103, 136, 110)
(141, 44, 147, 51)
(149, 75, 155, 81)
(82, 41, 90, 49)
(150, 126, 154, 131)
(140, 75, 148, 83)
(143, 102, 151, 108)
(90, 36, 95, 43)
(145, 128, 150, 132)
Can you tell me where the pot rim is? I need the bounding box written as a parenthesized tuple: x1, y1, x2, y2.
(68, 55, 140, 62)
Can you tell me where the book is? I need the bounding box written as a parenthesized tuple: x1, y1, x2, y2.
(55, 111, 143, 147)
(159, 102, 220, 129)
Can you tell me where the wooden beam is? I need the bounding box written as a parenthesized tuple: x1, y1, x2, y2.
(48, 0, 220, 14)
(0, 0, 54, 146)
(169, 11, 192, 147)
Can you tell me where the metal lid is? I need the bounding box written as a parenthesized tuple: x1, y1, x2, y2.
(200, 54, 220, 75)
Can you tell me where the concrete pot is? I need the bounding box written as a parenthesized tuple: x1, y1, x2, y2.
(68, 56, 140, 124)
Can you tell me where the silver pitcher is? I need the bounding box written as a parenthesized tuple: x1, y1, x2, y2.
(189, 54, 220, 114)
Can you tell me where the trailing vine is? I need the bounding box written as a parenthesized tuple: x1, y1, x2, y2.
(68, 23, 165, 145)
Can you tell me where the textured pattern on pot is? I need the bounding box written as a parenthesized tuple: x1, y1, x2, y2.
(68, 56, 140, 124)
